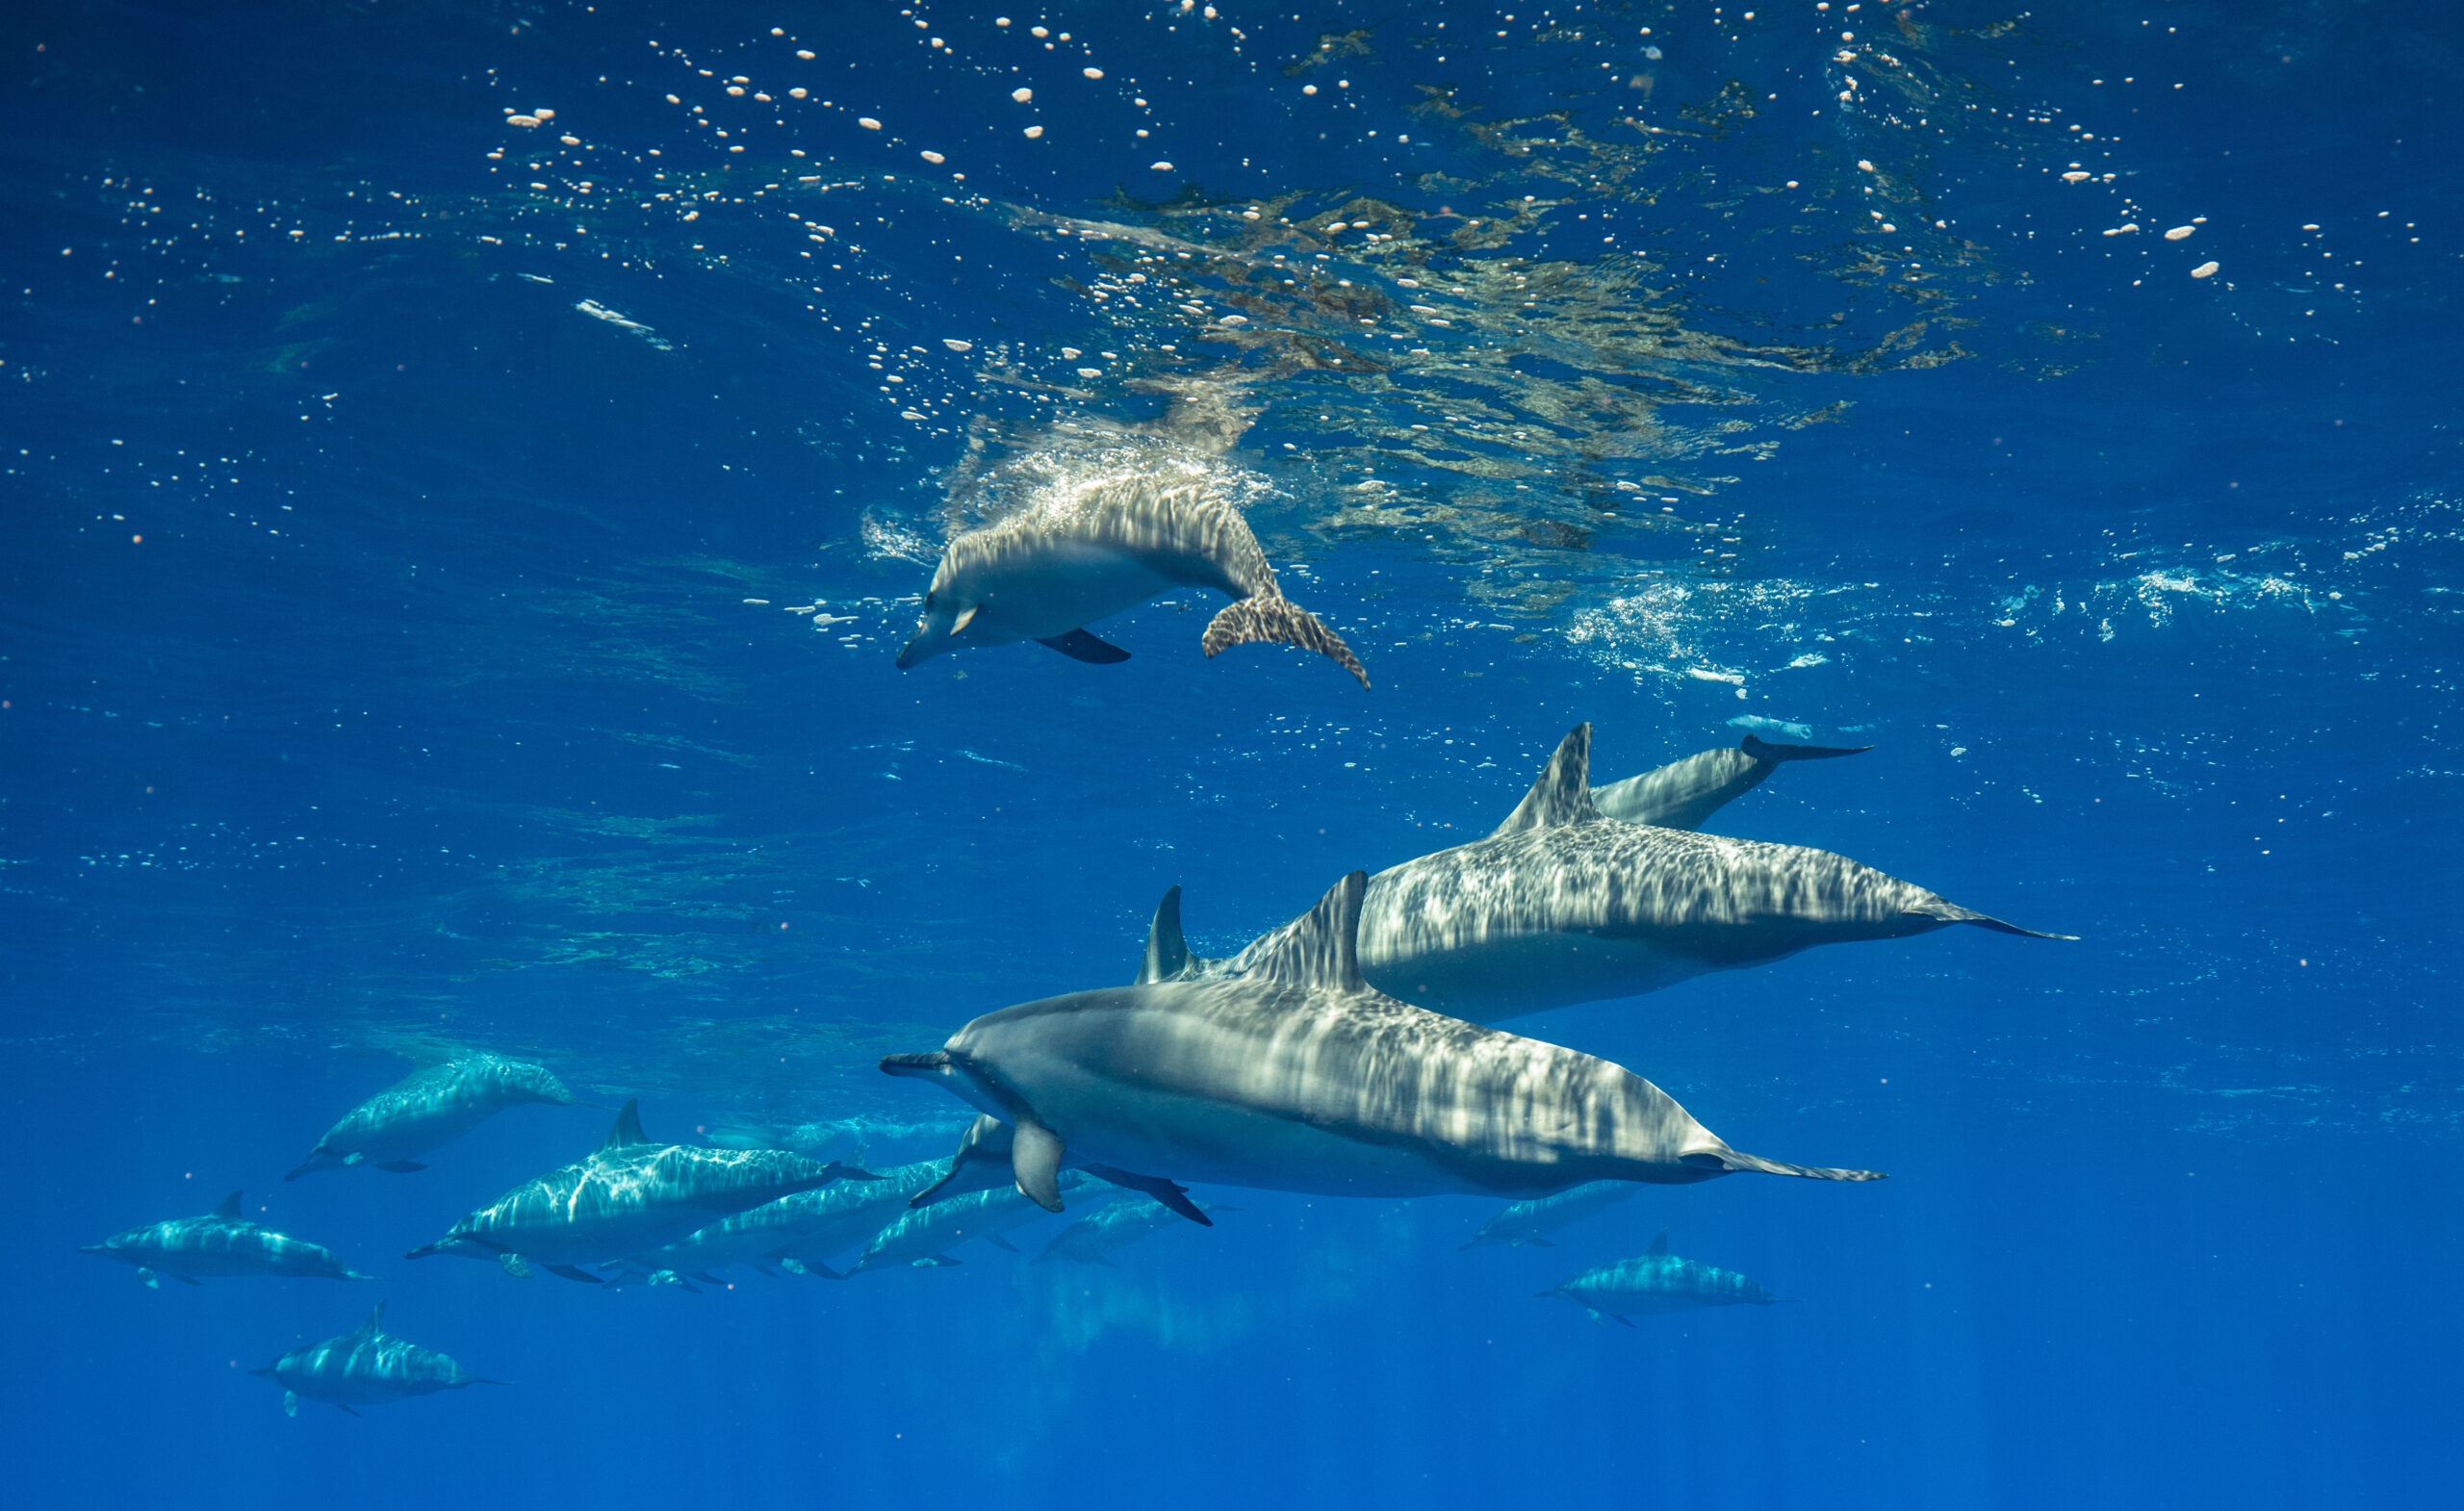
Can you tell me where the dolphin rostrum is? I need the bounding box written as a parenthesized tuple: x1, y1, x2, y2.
(286, 1053, 585, 1181)
(251, 1302, 500, 1417)
(1034, 1194, 1229, 1268)
(848, 1174, 1094, 1274)
(910, 1113, 1212, 1225)
(1142, 725, 2068, 1019)
(403, 1100, 859, 1284)
(82, 1191, 375, 1288)
(1536, 1230, 1781, 1326)
(883, 871, 1882, 1210)
(893, 465, 1368, 685)
(1460, 1182, 1640, 1250)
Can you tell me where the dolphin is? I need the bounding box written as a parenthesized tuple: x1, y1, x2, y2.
(403, 1100, 858, 1284)
(758, 1160, 959, 1279)
(882, 870, 1882, 1210)
(892, 465, 1368, 686)
(1460, 1181, 1640, 1251)
(596, 1162, 890, 1290)
(1142, 726, 2069, 1019)
(1537, 1230, 1781, 1326)
(1034, 1194, 1229, 1268)
(848, 1174, 1094, 1274)
(911, 1113, 1212, 1225)
(286, 1053, 585, 1181)
(1590, 733, 1870, 831)
(82, 1191, 375, 1288)
(251, 1302, 500, 1417)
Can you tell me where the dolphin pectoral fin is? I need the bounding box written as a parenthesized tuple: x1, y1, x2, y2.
(541, 1264, 604, 1285)
(1081, 1164, 1213, 1226)
(1035, 628, 1132, 664)
(913, 1254, 962, 1268)
(1740, 733, 1873, 763)
(1683, 1150, 1886, 1182)
(342, 1152, 365, 1166)
(984, 1234, 1021, 1254)
(1010, 1122, 1067, 1213)
(1611, 1314, 1636, 1329)
(138, 1268, 160, 1290)
(951, 604, 980, 633)
(282, 1391, 299, 1418)
(374, 1161, 427, 1173)
(497, 1252, 534, 1279)
(776, 1257, 808, 1275)
(1200, 595, 1369, 688)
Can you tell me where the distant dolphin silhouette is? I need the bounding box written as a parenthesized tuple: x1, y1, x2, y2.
(82, 1191, 375, 1288)
(286, 1053, 584, 1181)
(894, 465, 1367, 685)
(1537, 1230, 1782, 1326)
(251, 1302, 500, 1417)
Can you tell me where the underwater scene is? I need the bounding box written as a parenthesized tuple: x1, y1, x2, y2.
(5, 0, 2459, 1506)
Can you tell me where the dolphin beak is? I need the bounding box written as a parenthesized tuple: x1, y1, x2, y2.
(879, 1051, 954, 1080)
(77, 1244, 106, 1254)
(892, 631, 938, 670)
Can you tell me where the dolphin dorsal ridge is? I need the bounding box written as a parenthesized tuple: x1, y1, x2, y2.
(357, 1302, 386, 1338)
(212, 1191, 244, 1220)
(1240, 872, 1369, 992)
(1137, 886, 1193, 986)
(1648, 1230, 1671, 1258)
(1490, 725, 1604, 837)
(601, 1099, 652, 1152)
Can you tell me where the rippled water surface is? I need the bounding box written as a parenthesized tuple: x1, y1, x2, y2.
(6, 2, 2459, 1507)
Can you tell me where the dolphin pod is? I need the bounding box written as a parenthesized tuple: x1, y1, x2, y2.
(286, 1053, 585, 1181)
(403, 1100, 860, 1284)
(893, 465, 1369, 686)
(1536, 1231, 1782, 1326)
(882, 869, 1883, 1210)
(82, 1191, 375, 1288)
(1140, 725, 2070, 1019)
(252, 1302, 499, 1417)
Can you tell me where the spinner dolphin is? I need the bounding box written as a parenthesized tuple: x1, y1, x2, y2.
(286, 1053, 584, 1181)
(251, 1302, 499, 1417)
(82, 1191, 374, 1288)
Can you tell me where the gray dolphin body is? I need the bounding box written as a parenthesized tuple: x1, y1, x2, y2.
(1350, 726, 2066, 1018)
(1034, 1195, 1226, 1268)
(286, 1054, 584, 1181)
(893, 468, 1368, 686)
(1589, 733, 1870, 831)
(911, 1113, 1212, 1225)
(760, 1161, 958, 1278)
(884, 871, 1881, 1209)
(252, 1302, 497, 1418)
(403, 1101, 854, 1283)
(82, 1191, 374, 1288)
(1538, 1231, 1779, 1326)
(598, 1162, 893, 1291)
(1461, 1181, 1640, 1250)
(850, 1174, 1094, 1274)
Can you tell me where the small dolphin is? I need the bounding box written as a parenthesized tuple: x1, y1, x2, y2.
(286, 1053, 585, 1181)
(911, 1113, 1212, 1225)
(893, 467, 1368, 685)
(251, 1302, 500, 1417)
(1460, 1182, 1640, 1251)
(758, 1160, 957, 1279)
(82, 1191, 375, 1288)
(884, 871, 1882, 1208)
(404, 1101, 856, 1284)
(1034, 1194, 1229, 1268)
(849, 1174, 1093, 1274)
(1537, 1231, 1781, 1326)
(1591, 733, 1870, 831)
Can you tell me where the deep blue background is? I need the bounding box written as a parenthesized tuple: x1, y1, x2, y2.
(4, 2, 2458, 1507)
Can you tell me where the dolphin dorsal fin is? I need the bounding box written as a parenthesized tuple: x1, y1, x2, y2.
(1136, 885, 1193, 986)
(601, 1099, 652, 1151)
(212, 1191, 244, 1220)
(1239, 872, 1368, 992)
(1490, 725, 1602, 836)
(357, 1301, 386, 1338)
(1648, 1230, 1671, 1258)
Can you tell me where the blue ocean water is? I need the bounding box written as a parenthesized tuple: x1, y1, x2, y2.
(5, 0, 2459, 1505)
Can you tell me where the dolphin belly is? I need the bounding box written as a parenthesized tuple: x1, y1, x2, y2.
(1360, 929, 1731, 1020)
(966, 542, 1175, 645)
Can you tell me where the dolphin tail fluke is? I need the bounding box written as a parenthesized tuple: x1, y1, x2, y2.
(1686, 1149, 1887, 1182)
(1741, 733, 1873, 763)
(1907, 903, 2076, 941)
(1201, 595, 1370, 688)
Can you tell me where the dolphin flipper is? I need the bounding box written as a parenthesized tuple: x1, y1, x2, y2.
(1200, 594, 1370, 688)
(334, 1402, 363, 1418)
(1036, 628, 1132, 664)
(1011, 1122, 1067, 1213)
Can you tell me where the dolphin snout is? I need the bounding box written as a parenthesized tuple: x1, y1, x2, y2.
(892, 631, 941, 670)
(879, 1051, 954, 1080)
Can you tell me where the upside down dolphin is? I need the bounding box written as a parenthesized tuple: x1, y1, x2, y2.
(893, 463, 1368, 686)
(286, 1053, 584, 1180)
(884, 871, 1882, 1210)
(251, 1302, 500, 1417)
(1142, 725, 2068, 1019)
(404, 1100, 859, 1283)
(82, 1191, 375, 1288)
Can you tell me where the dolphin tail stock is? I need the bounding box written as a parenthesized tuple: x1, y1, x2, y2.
(1740, 733, 1873, 763)
(1200, 593, 1371, 688)
(1081, 1163, 1213, 1226)
(1904, 902, 2077, 941)
(1683, 1149, 1887, 1182)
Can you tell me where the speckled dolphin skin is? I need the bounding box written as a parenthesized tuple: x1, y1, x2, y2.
(1538, 1231, 1781, 1326)
(893, 465, 1368, 686)
(251, 1302, 499, 1418)
(82, 1191, 375, 1288)
(403, 1101, 856, 1284)
(286, 1053, 584, 1181)
(883, 871, 1882, 1209)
